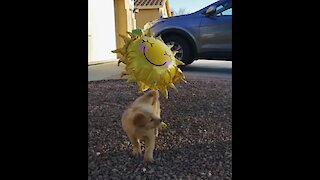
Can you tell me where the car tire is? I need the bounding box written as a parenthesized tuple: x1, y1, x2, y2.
(162, 35, 194, 65)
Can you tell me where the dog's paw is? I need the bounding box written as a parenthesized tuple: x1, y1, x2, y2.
(144, 155, 154, 162)
(132, 148, 142, 157)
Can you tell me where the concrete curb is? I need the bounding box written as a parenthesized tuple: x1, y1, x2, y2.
(88, 59, 118, 66)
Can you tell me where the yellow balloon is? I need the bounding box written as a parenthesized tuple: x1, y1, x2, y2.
(112, 29, 186, 98)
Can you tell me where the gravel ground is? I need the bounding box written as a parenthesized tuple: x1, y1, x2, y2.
(88, 78, 232, 180)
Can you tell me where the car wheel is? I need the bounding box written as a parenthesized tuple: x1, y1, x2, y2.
(162, 35, 194, 65)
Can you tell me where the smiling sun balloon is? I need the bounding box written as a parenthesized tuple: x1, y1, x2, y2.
(111, 29, 186, 98)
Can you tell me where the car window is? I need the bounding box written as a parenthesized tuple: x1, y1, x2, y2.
(216, 4, 224, 12)
(217, 7, 232, 16)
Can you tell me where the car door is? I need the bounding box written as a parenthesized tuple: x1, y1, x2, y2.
(198, 3, 232, 56)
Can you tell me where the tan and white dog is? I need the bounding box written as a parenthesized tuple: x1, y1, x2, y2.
(121, 90, 164, 161)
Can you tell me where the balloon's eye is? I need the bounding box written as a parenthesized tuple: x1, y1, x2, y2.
(142, 39, 154, 47)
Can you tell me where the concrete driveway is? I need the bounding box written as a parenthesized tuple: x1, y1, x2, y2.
(88, 60, 232, 81)
(181, 60, 231, 79)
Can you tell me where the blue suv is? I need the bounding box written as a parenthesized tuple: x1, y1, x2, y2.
(150, 0, 232, 65)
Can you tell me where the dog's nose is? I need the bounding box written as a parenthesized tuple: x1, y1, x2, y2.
(154, 118, 161, 125)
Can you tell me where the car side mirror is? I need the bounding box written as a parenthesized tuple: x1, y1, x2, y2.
(205, 6, 216, 16)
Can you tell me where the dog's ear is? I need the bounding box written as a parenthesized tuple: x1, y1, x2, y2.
(145, 91, 158, 105)
(133, 112, 147, 127)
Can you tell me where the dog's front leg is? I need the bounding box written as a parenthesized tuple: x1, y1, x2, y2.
(144, 135, 155, 161)
(128, 135, 141, 156)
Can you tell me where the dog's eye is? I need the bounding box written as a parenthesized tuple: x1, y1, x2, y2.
(150, 119, 154, 122)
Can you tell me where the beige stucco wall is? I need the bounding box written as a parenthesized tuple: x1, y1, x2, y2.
(114, 0, 136, 58)
(135, 9, 160, 29)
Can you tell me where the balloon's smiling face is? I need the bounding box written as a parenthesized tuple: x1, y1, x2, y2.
(138, 36, 173, 68)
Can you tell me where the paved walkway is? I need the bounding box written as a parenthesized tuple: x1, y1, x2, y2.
(88, 60, 126, 81)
